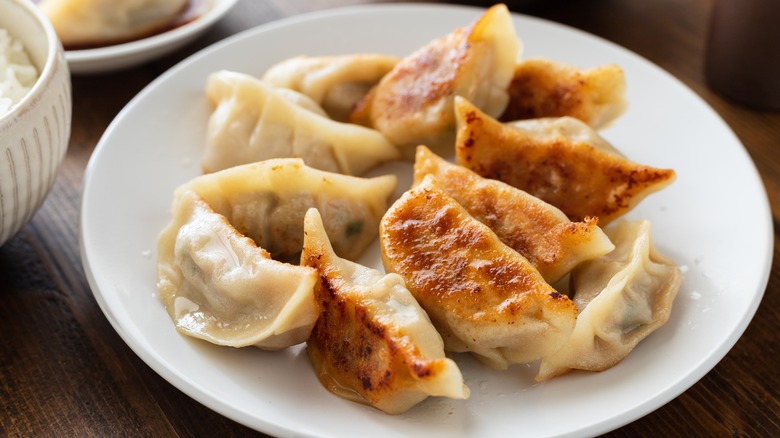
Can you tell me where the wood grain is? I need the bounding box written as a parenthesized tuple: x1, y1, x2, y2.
(1, 0, 778, 436)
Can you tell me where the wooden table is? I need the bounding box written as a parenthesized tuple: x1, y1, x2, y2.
(2, 0, 778, 436)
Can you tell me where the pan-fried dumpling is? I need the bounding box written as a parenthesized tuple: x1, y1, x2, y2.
(176, 158, 397, 264)
(351, 4, 520, 156)
(536, 220, 682, 380)
(39, 0, 187, 48)
(262, 54, 400, 122)
(454, 97, 676, 224)
(302, 208, 469, 415)
(156, 190, 319, 349)
(380, 175, 577, 369)
(413, 145, 614, 284)
(500, 58, 628, 128)
(204, 70, 400, 175)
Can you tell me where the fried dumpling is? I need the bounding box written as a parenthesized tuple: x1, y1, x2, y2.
(302, 208, 469, 415)
(156, 190, 319, 349)
(262, 54, 400, 122)
(176, 158, 397, 264)
(204, 70, 400, 175)
(380, 175, 577, 369)
(351, 4, 520, 156)
(500, 58, 628, 128)
(454, 97, 676, 224)
(536, 220, 682, 380)
(413, 145, 614, 284)
(39, 0, 187, 48)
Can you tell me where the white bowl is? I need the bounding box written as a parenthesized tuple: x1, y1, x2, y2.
(65, 0, 240, 74)
(0, 0, 71, 247)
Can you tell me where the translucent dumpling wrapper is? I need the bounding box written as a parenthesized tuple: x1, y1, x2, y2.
(454, 97, 676, 224)
(204, 70, 400, 175)
(412, 145, 614, 284)
(500, 58, 628, 128)
(302, 208, 469, 415)
(156, 190, 319, 349)
(262, 54, 400, 122)
(380, 175, 577, 369)
(39, 0, 187, 47)
(350, 3, 521, 156)
(536, 220, 682, 381)
(157, 159, 396, 348)
(175, 158, 397, 264)
(272, 87, 329, 117)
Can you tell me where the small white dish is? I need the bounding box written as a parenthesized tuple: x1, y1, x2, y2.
(0, 0, 71, 246)
(64, 0, 238, 74)
(80, 4, 772, 437)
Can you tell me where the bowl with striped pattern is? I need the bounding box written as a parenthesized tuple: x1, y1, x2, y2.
(0, 0, 71, 246)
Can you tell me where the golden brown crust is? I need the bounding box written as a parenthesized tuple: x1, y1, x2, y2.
(349, 4, 518, 152)
(381, 178, 568, 317)
(349, 85, 377, 127)
(455, 99, 675, 224)
(412, 145, 613, 283)
(366, 27, 471, 127)
(348, 21, 475, 151)
(306, 260, 441, 407)
(500, 58, 627, 128)
(380, 176, 577, 366)
(303, 224, 461, 413)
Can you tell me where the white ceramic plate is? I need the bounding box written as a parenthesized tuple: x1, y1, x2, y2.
(80, 4, 772, 437)
(64, 0, 238, 74)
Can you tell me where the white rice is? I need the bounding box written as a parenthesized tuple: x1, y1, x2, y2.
(0, 28, 39, 117)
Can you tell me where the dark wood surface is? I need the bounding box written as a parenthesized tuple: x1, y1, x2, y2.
(2, 0, 779, 436)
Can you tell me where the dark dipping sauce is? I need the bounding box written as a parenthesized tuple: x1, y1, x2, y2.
(33, 0, 208, 51)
